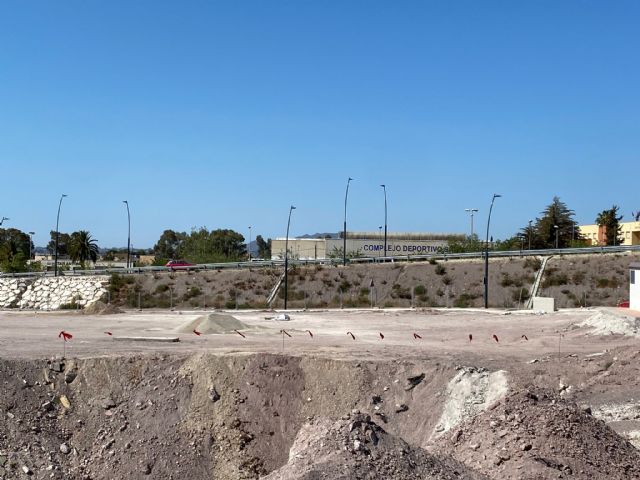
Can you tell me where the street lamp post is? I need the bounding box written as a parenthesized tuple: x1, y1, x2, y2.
(380, 185, 387, 260)
(123, 200, 131, 269)
(343, 177, 353, 266)
(464, 208, 479, 237)
(528, 220, 533, 250)
(54, 194, 68, 277)
(248, 226, 252, 261)
(284, 205, 296, 310)
(483, 194, 501, 309)
(554, 225, 559, 249)
(0, 217, 8, 226)
(28, 232, 35, 261)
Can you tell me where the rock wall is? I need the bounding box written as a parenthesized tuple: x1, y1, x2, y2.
(0, 279, 29, 308)
(0, 277, 108, 310)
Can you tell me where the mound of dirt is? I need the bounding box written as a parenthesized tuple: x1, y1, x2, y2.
(82, 300, 123, 315)
(579, 310, 640, 337)
(176, 313, 249, 334)
(431, 366, 508, 439)
(265, 412, 486, 480)
(436, 389, 640, 479)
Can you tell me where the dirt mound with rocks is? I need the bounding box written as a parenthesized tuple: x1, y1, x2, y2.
(175, 313, 249, 334)
(264, 411, 486, 480)
(579, 310, 640, 337)
(82, 301, 123, 315)
(436, 389, 640, 479)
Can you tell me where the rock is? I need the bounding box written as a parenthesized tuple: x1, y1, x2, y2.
(50, 361, 65, 373)
(60, 443, 71, 454)
(371, 395, 382, 405)
(21, 465, 32, 474)
(521, 443, 533, 451)
(208, 387, 220, 403)
(102, 397, 116, 409)
(41, 401, 54, 412)
(405, 373, 425, 391)
(65, 370, 77, 384)
(395, 404, 409, 413)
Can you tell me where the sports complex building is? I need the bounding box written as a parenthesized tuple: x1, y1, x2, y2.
(271, 232, 465, 260)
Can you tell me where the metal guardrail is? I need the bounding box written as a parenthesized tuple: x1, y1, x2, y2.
(2, 245, 640, 278)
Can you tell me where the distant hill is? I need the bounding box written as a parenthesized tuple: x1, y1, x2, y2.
(297, 232, 339, 239)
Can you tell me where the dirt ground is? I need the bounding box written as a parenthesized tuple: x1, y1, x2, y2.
(1, 307, 639, 479)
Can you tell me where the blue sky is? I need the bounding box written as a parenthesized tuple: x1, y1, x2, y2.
(1, 1, 638, 248)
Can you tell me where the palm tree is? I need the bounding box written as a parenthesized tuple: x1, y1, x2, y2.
(69, 231, 99, 267)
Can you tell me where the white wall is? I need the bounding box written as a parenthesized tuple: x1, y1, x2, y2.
(631, 268, 640, 311)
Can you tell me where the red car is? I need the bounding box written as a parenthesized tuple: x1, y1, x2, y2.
(165, 260, 195, 270)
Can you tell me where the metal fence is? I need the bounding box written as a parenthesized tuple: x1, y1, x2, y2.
(2, 244, 640, 278)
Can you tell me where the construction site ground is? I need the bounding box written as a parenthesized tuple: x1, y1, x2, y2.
(1, 307, 639, 479)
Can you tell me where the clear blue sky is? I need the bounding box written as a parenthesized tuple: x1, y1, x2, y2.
(1, 1, 638, 249)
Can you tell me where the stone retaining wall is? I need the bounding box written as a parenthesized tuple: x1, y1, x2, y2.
(0, 277, 108, 310)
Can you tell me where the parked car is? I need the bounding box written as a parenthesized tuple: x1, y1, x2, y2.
(165, 260, 195, 270)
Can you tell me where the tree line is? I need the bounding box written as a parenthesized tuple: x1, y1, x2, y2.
(152, 228, 271, 265)
(448, 197, 625, 253)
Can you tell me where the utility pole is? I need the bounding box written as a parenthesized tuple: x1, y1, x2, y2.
(284, 205, 296, 310)
(380, 184, 387, 260)
(465, 208, 479, 237)
(123, 200, 131, 269)
(54, 194, 68, 277)
(483, 194, 501, 308)
(343, 177, 353, 266)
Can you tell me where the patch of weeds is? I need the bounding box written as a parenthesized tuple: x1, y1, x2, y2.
(414, 285, 426, 296)
(435, 264, 446, 275)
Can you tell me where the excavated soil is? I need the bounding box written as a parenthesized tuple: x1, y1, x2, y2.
(1, 307, 640, 479)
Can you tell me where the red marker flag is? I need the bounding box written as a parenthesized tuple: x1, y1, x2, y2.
(492, 334, 499, 343)
(347, 332, 355, 340)
(468, 334, 473, 342)
(58, 331, 72, 342)
(234, 330, 246, 338)
(379, 332, 384, 340)
(306, 330, 314, 338)
(521, 334, 528, 341)
(193, 329, 202, 336)
(280, 329, 292, 338)
(413, 333, 422, 339)
(104, 331, 113, 336)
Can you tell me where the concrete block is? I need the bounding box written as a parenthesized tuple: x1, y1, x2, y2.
(532, 296, 555, 313)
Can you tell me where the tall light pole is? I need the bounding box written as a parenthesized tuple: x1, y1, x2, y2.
(54, 194, 68, 277)
(380, 184, 387, 259)
(284, 205, 296, 310)
(483, 194, 501, 309)
(465, 208, 479, 237)
(554, 225, 559, 249)
(28, 232, 35, 261)
(123, 200, 131, 269)
(528, 220, 533, 250)
(343, 177, 353, 266)
(248, 226, 252, 261)
(0, 217, 8, 226)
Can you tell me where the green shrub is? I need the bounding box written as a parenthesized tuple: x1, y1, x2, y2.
(414, 285, 426, 296)
(435, 264, 446, 275)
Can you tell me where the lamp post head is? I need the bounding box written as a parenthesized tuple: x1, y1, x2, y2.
(348, 177, 353, 182)
(380, 184, 385, 189)
(493, 194, 502, 199)
(29, 231, 35, 235)
(290, 205, 296, 211)
(123, 200, 128, 204)
(61, 194, 67, 198)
